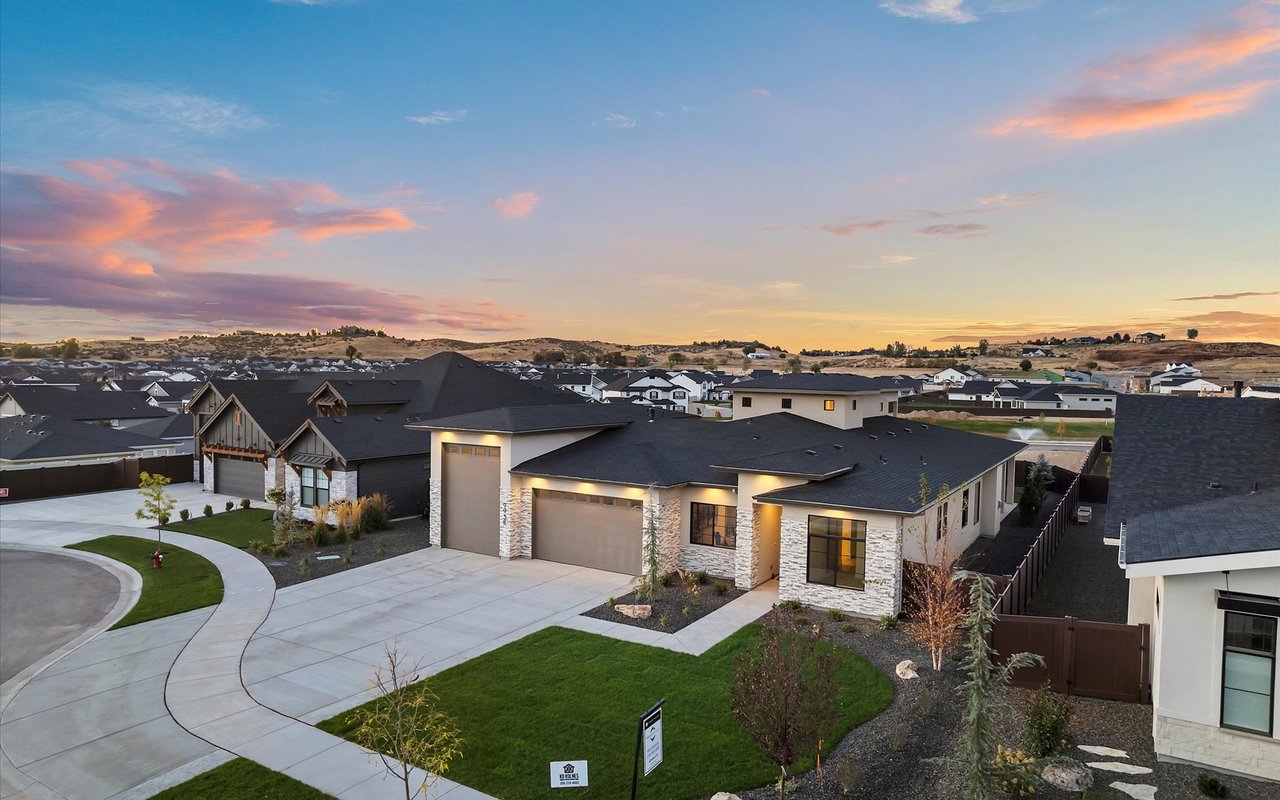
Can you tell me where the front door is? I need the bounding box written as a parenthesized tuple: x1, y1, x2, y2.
(754, 503, 782, 584)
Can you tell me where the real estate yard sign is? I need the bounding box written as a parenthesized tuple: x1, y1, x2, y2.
(630, 698, 664, 799)
(549, 760, 588, 788)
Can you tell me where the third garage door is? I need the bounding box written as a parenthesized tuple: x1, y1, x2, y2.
(533, 489, 643, 575)
(442, 443, 500, 556)
(214, 455, 263, 500)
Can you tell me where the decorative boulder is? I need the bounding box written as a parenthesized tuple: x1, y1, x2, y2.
(615, 604, 652, 620)
(710, 794, 742, 800)
(895, 659, 918, 680)
(1042, 762, 1093, 792)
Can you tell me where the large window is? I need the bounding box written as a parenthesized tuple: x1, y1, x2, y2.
(690, 502, 736, 549)
(300, 467, 329, 507)
(1222, 612, 1276, 735)
(741, 396, 753, 408)
(806, 516, 867, 590)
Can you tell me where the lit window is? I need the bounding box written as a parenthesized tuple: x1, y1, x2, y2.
(690, 502, 736, 549)
(823, 399, 835, 411)
(806, 516, 866, 590)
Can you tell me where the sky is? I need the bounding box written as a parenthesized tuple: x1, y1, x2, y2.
(1, 0, 1278, 349)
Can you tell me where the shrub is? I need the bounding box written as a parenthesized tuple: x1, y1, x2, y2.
(342, 543, 355, 566)
(1023, 682, 1072, 757)
(842, 623, 857, 634)
(1197, 772, 1228, 798)
(332, 499, 361, 540)
(828, 608, 846, 622)
(203, 504, 213, 517)
(695, 569, 710, 585)
(179, 508, 190, 522)
(682, 605, 692, 617)
(270, 543, 287, 558)
(361, 493, 391, 532)
(657, 613, 669, 628)
(780, 599, 805, 613)
(877, 614, 899, 630)
(298, 555, 311, 579)
(889, 723, 909, 751)
(713, 581, 729, 596)
(240, 498, 251, 509)
(225, 501, 234, 512)
(993, 745, 1039, 798)
(659, 570, 676, 587)
(915, 685, 937, 716)
(246, 538, 269, 554)
(375, 540, 387, 558)
(607, 596, 617, 608)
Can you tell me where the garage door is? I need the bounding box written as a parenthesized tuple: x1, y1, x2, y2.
(442, 443, 500, 556)
(533, 489, 643, 575)
(214, 455, 263, 500)
(358, 456, 430, 520)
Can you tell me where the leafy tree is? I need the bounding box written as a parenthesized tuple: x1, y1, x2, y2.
(946, 573, 1043, 800)
(58, 338, 81, 358)
(1121, 333, 1130, 342)
(666, 351, 687, 367)
(136, 472, 177, 539)
(13, 343, 46, 358)
(1186, 328, 1199, 340)
(346, 344, 361, 360)
(349, 643, 463, 800)
(1018, 359, 1032, 372)
(904, 476, 968, 670)
(1018, 455, 1051, 524)
(786, 356, 804, 373)
(742, 345, 757, 355)
(978, 338, 989, 355)
(1084, 361, 1098, 370)
(731, 617, 841, 798)
(634, 354, 651, 367)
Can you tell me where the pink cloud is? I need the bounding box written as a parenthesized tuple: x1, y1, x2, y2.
(491, 191, 540, 219)
(1091, 23, 1280, 84)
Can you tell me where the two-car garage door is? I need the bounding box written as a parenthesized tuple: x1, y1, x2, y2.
(213, 455, 263, 500)
(533, 489, 642, 575)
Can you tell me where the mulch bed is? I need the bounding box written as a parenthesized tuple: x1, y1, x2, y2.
(246, 518, 432, 589)
(580, 575, 743, 633)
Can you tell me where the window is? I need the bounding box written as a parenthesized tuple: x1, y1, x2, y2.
(823, 399, 835, 411)
(889, 401, 897, 414)
(673, 391, 686, 399)
(962, 488, 970, 527)
(234, 410, 242, 426)
(690, 502, 736, 549)
(443, 443, 499, 457)
(806, 516, 867, 590)
(851, 399, 858, 410)
(781, 398, 792, 409)
(1222, 612, 1276, 735)
(300, 467, 329, 507)
(973, 483, 981, 525)
(533, 489, 642, 509)
(937, 501, 948, 540)
(741, 396, 753, 408)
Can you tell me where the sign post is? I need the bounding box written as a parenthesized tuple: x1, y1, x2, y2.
(630, 698, 664, 800)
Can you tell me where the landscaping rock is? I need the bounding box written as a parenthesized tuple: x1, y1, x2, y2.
(1110, 781, 1158, 800)
(710, 794, 742, 800)
(1042, 761, 1093, 792)
(1078, 744, 1129, 758)
(1089, 761, 1152, 775)
(615, 604, 652, 620)
(895, 659, 918, 680)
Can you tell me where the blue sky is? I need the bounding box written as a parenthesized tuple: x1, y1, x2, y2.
(2, 0, 1277, 347)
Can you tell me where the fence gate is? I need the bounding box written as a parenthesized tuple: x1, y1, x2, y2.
(991, 615, 1149, 703)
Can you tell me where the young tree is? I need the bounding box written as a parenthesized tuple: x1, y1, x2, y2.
(1018, 455, 1051, 524)
(731, 618, 840, 798)
(349, 643, 463, 800)
(1018, 359, 1032, 372)
(135, 472, 177, 541)
(267, 486, 299, 546)
(950, 573, 1043, 800)
(634, 496, 663, 602)
(1186, 328, 1199, 340)
(904, 476, 968, 670)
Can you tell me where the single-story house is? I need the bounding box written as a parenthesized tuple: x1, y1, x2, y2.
(1113, 396, 1279, 780)
(0, 414, 181, 467)
(0, 386, 170, 429)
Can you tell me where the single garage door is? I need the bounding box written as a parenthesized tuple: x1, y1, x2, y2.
(442, 443, 500, 556)
(533, 489, 643, 575)
(214, 455, 263, 500)
(358, 456, 430, 520)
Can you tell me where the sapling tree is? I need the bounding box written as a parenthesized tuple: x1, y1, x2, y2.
(731, 615, 841, 799)
(904, 475, 968, 670)
(135, 472, 176, 542)
(350, 643, 463, 800)
(267, 486, 299, 546)
(634, 494, 662, 603)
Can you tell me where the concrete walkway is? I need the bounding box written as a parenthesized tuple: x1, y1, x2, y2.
(1, 486, 780, 800)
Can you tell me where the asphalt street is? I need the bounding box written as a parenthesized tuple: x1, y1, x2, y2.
(0, 548, 121, 684)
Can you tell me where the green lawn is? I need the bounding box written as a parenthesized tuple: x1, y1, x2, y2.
(163, 508, 274, 549)
(319, 625, 893, 800)
(67, 535, 223, 629)
(929, 418, 1114, 440)
(150, 758, 335, 800)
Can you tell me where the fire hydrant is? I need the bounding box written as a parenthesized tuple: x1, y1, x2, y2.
(151, 549, 164, 569)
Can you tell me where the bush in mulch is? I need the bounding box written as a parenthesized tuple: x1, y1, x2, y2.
(581, 571, 743, 633)
(245, 519, 431, 589)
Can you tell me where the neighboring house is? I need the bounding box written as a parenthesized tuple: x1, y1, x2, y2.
(746, 351, 773, 360)
(412, 383, 1022, 619)
(932, 367, 974, 386)
(947, 379, 1000, 402)
(1155, 378, 1225, 396)
(127, 413, 196, 456)
(0, 386, 170, 429)
(1112, 396, 1280, 780)
(1068, 336, 1101, 345)
(0, 414, 180, 467)
(600, 371, 692, 411)
(1134, 332, 1165, 343)
(1242, 384, 1280, 400)
(1004, 384, 1120, 414)
(1021, 347, 1054, 358)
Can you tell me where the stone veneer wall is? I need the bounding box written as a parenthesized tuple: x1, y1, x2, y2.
(1154, 714, 1279, 781)
(264, 456, 281, 499)
(646, 492, 682, 574)
(427, 477, 443, 547)
(679, 543, 736, 579)
(329, 469, 357, 505)
(201, 455, 214, 492)
(777, 517, 902, 618)
(733, 505, 761, 590)
(499, 487, 534, 559)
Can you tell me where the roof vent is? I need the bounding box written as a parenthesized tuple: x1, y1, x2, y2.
(868, 434, 877, 440)
(1208, 480, 1223, 490)
(878, 454, 888, 464)
(805, 449, 817, 456)
(833, 444, 843, 450)
(904, 427, 912, 433)
(886, 431, 896, 437)
(920, 455, 927, 464)
(920, 424, 929, 430)
(374, 415, 383, 421)
(333, 418, 343, 424)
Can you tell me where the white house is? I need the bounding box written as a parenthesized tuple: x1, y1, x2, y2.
(1156, 378, 1225, 396)
(1242, 384, 1280, 400)
(1114, 396, 1280, 781)
(600, 371, 692, 411)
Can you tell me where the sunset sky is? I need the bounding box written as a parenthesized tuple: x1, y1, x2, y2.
(2, 0, 1278, 348)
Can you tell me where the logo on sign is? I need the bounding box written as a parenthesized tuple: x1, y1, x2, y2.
(549, 760, 588, 788)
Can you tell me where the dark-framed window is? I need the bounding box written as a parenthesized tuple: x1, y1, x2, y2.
(806, 516, 867, 590)
(851, 399, 857, 410)
(1222, 611, 1276, 735)
(962, 488, 970, 527)
(690, 502, 736, 549)
(936, 501, 948, 540)
(781, 398, 792, 409)
(300, 467, 329, 507)
(741, 396, 753, 408)
(973, 482, 981, 525)
(823, 399, 835, 411)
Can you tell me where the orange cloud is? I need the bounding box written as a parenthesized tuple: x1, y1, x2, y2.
(1093, 25, 1280, 84)
(296, 208, 415, 240)
(491, 192, 540, 219)
(98, 251, 155, 276)
(991, 81, 1274, 139)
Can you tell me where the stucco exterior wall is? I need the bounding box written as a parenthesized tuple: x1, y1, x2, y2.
(901, 462, 1004, 564)
(735, 472, 809, 589)
(731, 390, 898, 430)
(776, 504, 903, 618)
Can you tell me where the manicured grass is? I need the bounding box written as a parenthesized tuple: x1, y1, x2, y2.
(320, 625, 893, 800)
(67, 535, 223, 629)
(928, 418, 1114, 440)
(163, 507, 274, 549)
(150, 757, 335, 800)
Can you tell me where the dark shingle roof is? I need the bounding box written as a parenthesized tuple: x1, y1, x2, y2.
(1, 386, 169, 421)
(1123, 489, 1280, 564)
(306, 416, 430, 462)
(713, 444, 857, 479)
(1110, 395, 1280, 562)
(733, 374, 887, 393)
(128, 413, 195, 440)
(1, 415, 171, 461)
(410, 403, 663, 434)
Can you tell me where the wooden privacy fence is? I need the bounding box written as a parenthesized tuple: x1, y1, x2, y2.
(994, 436, 1106, 617)
(0, 455, 193, 502)
(991, 614, 1150, 703)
